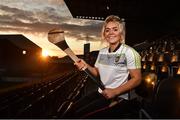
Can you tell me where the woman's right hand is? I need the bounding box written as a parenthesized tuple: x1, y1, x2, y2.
(74, 59, 88, 71)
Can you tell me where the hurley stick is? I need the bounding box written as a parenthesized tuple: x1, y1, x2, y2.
(48, 28, 105, 90)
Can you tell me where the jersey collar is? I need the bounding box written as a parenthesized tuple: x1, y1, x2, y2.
(108, 43, 121, 53)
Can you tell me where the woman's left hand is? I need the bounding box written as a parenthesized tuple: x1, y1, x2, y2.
(101, 88, 118, 99)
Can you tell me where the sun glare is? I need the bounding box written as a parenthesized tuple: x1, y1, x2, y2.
(42, 50, 49, 57)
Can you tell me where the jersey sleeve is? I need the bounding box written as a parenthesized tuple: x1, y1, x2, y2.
(125, 48, 141, 69)
(94, 52, 100, 68)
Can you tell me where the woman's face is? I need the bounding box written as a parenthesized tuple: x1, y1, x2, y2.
(104, 21, 122, 45)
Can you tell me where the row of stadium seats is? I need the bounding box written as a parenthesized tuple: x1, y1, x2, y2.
(136, 33, 180, 118)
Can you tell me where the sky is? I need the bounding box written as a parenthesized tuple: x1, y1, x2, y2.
(0, 0, 107, 57)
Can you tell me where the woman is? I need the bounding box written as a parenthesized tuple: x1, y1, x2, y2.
(66, 15, 142, 118)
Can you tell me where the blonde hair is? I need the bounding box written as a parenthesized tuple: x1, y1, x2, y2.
(101, 15, 126, 43)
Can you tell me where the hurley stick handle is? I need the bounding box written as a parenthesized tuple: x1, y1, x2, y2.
(63, 48, 79, 62)
(83, 68, 105, 90)
(64, 47, 105, 90)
